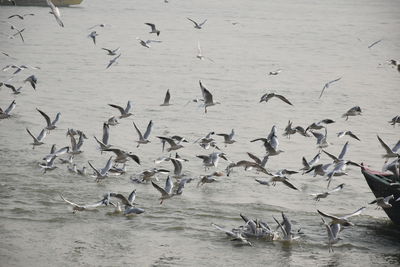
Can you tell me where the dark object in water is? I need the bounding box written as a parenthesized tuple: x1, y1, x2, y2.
(362, 167, 400, 225)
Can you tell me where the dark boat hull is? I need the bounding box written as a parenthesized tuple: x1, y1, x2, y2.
(362, 168, 400, 225)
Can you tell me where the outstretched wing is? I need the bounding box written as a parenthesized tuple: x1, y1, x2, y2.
(143, 120, 153, 140)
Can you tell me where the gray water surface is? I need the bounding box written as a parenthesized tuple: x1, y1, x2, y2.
(1, 0, 400, 266)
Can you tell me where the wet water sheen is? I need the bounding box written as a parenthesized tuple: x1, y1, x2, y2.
(0, 0, 400, 266)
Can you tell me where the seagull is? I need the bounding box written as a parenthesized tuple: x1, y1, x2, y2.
(160, 89, 171, 106)
(321, 217, 341, 253)
(368, 39, 382, 49)
(103, 148, 140, 165)
(133, 120, 153, 147)
(24, 75, 37, 90)
(46, 0, 64, 27)
(311, 127, 329, 148)
(377, 135, 400, 158)
(3, 83, 23, 94)
(269, 175, 299, 190)
(176, 178, 194, 195)
(26, 128, 47, 149)
(4, 23, 25, 43)
(88, 31, 99, 45)
(337, 131, 360, 141)
(39, 155, 58, 173)
(108, 100, 133, 118)
(317, 206, 366, 226)
(36, 108, 61, 131)
(369, 195, 394, 209)
(310, 183, 344, 201)
(151, 176, 174, 204)
(109, 189, 145, 215)
(145, 23, 160, 36)
(136, 38, 162, 48)
(269, 69, 282, 75)
(88, 23, 106, 30)
(283, 120, 297, 138)
(106, 53, 121, 69)
(156, 136, 184, 152)
(94, 123, 111, 151)
(342, 106, 362, 120)
(197, 171, 224, 187)
(8, 14, 35, 20)
(211, 223, 252, 246)
(319, 77, 342, 98)
(196, 152, 227, 169)
(389, 115, 400, 126)
(304, 163, 332, 177)
(250, 138, 284, 156)
(300, 152, 321, 173)
(259, 92, 293, 106)
(273, 212, 298, 241)
(87, 156, 113, 182)
(0, 100, 16, 119)
(43, 144, 69, 162)
(102, 47, 120, 55)
(305, 119, 335, 132)
(134, 168, 169, 183)
(106, 116, 119, 126)
(59, 154, 73, 165)
(60, 194, 110, 213)
(68, 131, 85, 154)
(323, 141, 350, 163)
(216, 129, 236, 146)
(187, 18, 207, 29)
(196, 41, 214, 62)
(199, 80, 220, 113)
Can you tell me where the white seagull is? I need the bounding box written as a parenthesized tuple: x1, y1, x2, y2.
(187, 18, 207, 29)
(46, 0, 64, 27)
(133, 120, 153, 147)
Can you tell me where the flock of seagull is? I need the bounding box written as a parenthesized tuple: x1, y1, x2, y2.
(1, 0, 400, 253)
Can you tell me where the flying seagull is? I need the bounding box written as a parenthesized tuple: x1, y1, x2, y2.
(102, 47, 120, 55)
(46, 0, 64, 27)
(108, 101, 133, 118)
(319, 77, 342, 98)
(160, 89, 171, 106)
(145, 23, 160, 36)
(106, 53, 121, 69)
(259, 92, 293, 106)
(187, 18, 207, 29)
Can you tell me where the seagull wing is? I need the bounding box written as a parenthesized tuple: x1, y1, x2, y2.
(322, 150, 339, 162)
(163, 89, 170, 105)
(108, 103, 125, 115)
(282, 179, 299, 190)
(275, 94, 293, 106)
(102, 123, 109, 145)
(199, 19, 207, 27)
(164, 176, 174, 194)
(317, 209, 341, 222)
(377, 135, 394, 155)
(26, 128, 38, 143)
(4, 100, 16, 114)
(143, 120, 153, 140)
(133, 121, 144, 140)
(338, 141, 349, 160)
(247, 152, 261, 165)
(36, 108, 51, 127)
(145, 23, 156, 31)
(187, 18, 199, 27)
(127, 189, 136, 205)
(37, 128, 47, 141)
(151, 181, 169, 197)
(87, 161, 101, 177)
(327, 183, 344, 194)
(342, 206, 366, 219)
